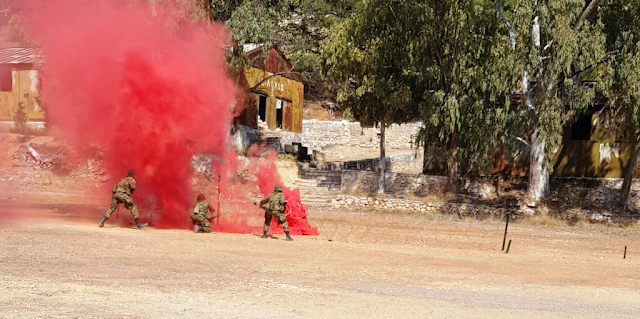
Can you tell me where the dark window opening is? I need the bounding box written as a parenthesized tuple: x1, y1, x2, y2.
(0, 68, 12, 92)
(258, 94, 267, 122)
(276, 99, 283, 129)
(571, 114, 592, 141)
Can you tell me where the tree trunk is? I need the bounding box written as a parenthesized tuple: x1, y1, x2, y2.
(449, 124, 459, 194)
(496, 175, 503, 198)
(378, 122, 386, 194)
(523, 67, 549, 204)
(620, 132, 639, 211)
(528, 127, 550, 203)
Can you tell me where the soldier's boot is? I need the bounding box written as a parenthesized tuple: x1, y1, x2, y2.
(99, 217, 108, 227)
(262, 231, 268, 239)
(285, 231, 293, 241)
(194, 225, 201, 233)
(135, 219, 148, 229)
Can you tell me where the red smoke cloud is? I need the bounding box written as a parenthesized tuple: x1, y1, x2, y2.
(23, 0, 316, 235)
(248, 147, 318, 235)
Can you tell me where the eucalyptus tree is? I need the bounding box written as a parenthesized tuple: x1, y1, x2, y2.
(502, 0, 605, 204)
(599, 0, 640, 211)
(410, 0, 515, 193)
(323, 0, 516, 194)
(208, 0, 298, 73)
(322, 0, 417, 193)
(275, 0, 358, 100)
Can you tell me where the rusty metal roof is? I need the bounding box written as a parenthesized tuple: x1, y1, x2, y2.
(0, 47, 42, 64)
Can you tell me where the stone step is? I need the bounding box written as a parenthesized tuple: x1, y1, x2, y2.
(301, 195, 339, 201)
(299, 171, 343, 177)
(300, 169, 342, 176)
(296, 177, 341, 181)
(294, 180, 341, 188)
(299, 175, 342, 180)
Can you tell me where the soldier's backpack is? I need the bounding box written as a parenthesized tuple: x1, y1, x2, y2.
(268, 195, 285, 213)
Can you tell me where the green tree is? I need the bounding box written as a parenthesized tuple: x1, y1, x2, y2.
(275, 0, 357, 100)
(504, 0, 605, 204)
(410, 0, 515, 193)
(599, 0, 640, 211)
(323, 0, 515, 194)
(207, 0, 298, 74)
(322, 0, 416, 193)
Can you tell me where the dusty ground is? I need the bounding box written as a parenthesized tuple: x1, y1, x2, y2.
(2, 134, 640, 318)
(1, 187, 640, 318)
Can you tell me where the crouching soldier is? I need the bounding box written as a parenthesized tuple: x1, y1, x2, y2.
(259, 185, 293, 241)
(192, 194, 216, 233)
(99, 170, 148, 229)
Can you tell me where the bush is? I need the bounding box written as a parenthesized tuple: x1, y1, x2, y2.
(277, 153, 296, 161)
(13, 101, 28, 133)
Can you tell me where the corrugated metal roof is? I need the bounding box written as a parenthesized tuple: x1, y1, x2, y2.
(243, 43, 263, 53)
(0, 47, 42, 64)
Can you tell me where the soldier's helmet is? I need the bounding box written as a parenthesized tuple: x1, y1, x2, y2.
(197, 194, 206, 201)
(274, 185, 283, 192)
(127, 170, 136, 177)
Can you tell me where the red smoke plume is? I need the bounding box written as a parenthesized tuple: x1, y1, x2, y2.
(23, 0, 317, 235)
(248, 147, 318, 235)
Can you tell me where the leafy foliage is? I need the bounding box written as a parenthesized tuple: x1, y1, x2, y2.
(322, 0, 416, 124)
(509, 0, 606, 152)
(276, 0, 357, 100)
(599, 0, 640, 132)
(323, 0, 515, 189)
(12, 101, 28, 134)
(411, 0, 515, 179)
(208, 0, 298, 74)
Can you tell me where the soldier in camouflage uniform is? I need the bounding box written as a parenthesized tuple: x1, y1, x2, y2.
(191, 193, 216, 233)
(259, 185, 293, 241)
(99, 170, 148, 229)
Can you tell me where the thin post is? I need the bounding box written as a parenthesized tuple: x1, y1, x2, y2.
(217, 173, 221, 225)
(506, 239, 512, 253)
(624, 246, 627, 259)
(502, 213, 510, 251)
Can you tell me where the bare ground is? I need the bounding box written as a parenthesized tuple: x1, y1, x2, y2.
(1, 188, 639, 319)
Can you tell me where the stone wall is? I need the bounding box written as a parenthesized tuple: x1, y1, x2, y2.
(299, 120, 421, 152)
(341, 170, 448, 196)
(331, 195, 507, 217)
(329, 195, 639, 223)
(340, 170, 494, 198)
(304, 152, 423, 173)
(551, 177, 640, 210)
(336, 170, 640, 213)
(272, 120, 421, 154)
(254, 120, 422, 166)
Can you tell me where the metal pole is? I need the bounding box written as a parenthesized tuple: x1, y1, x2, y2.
(217, 174, 221, 225)
(506, 239, 512, 253)
(624, 246, 627, 259)
(502, 213, 510, 251)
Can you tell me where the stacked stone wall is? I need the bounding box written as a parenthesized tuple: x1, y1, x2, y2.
(272, 120, 422, 153)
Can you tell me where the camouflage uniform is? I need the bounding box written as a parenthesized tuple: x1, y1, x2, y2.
(104, 176, 139, 219)
(260, 190, 290, 233)
(191, 199, 213, 233)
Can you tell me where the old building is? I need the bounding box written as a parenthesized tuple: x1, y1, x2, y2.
(0, 47, 43, 123)
(234, 44, 304, 133)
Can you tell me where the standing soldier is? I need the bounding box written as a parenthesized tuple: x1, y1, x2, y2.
(259, 185, 293, 241)
(192, 193, 216, 233)
(99, 170, 148, 229)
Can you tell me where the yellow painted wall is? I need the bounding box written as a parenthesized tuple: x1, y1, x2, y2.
(0, 69, 43, 121)
(551, 113, 640, 178)
(243, 67, 304, 133)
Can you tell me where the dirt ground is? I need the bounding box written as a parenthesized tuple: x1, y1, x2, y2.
(1, 186, 640, 318)
(2, 134, 640, 318)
